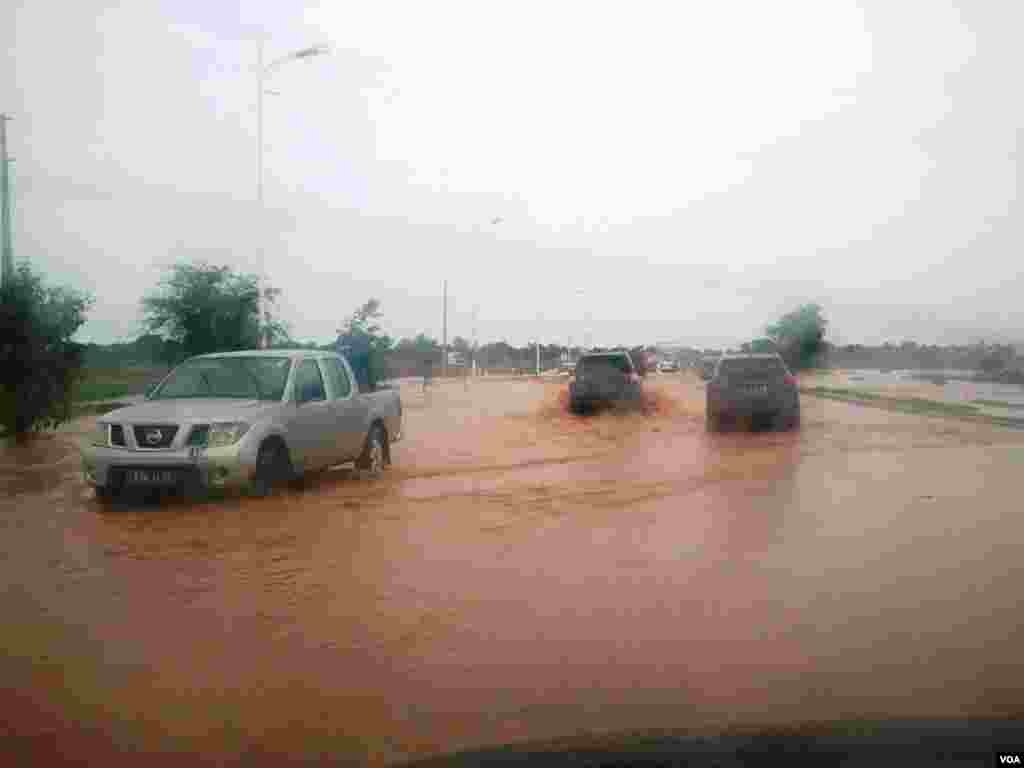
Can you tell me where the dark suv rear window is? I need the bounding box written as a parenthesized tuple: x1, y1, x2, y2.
(718, 357, 787, 376)
(579, 354, 633, 374)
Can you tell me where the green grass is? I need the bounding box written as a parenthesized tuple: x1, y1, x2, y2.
(74, 367, 165, 403)
(801, 385, 1024, 429)
(972, 398, 1020, 409)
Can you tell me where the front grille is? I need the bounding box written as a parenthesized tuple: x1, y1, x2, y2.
(132, 424, 179, 449)
(110, 424, 126, 447)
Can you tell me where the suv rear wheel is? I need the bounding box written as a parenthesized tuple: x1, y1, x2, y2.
(786, 407, 801, 431)
(706, 408, 721, 433)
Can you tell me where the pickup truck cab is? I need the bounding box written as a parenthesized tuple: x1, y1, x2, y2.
(81, 350, 403, 502)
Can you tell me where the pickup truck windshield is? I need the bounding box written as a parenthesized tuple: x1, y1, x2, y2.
(152, 357, 292, 400)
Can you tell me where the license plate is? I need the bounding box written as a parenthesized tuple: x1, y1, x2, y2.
(125, 469, 178, 485)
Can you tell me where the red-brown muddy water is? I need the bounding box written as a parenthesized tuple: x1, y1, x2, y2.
(2, 376, 1023, 764)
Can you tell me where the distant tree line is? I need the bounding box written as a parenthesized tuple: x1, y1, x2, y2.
(826, 340, 1020, 377)
(10, 253, 1022, 444)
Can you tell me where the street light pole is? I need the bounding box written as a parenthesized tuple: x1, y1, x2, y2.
(254, 40, 330, 349)
(0, 113, 13, 287)
(256, 41, 266, 347)
(471, 304, 479, 378)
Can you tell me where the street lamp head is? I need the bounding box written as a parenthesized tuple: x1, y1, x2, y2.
(292, 44, 331, 60)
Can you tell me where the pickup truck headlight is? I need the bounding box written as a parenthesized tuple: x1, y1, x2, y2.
(90, 424, 109, 447)
(207, 422, 250, 448)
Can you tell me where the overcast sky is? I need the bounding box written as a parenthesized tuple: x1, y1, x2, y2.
(3, 0, 1021, 348)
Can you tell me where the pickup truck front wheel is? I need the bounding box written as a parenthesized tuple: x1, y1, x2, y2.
(356, 424, 387, 479)
(249, 438, 293, 497)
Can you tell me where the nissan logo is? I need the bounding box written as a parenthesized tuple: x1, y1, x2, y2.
(145, 429, 164, 445)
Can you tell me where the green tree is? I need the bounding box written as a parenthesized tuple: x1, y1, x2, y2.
(130, 333, 168, 366)
(766, 304, 828, 370)
(451, 336, 472, 365)
(979, 351, 1007, 374)
(395, 333, 440, 356)
(740, 337, 777, 354)
(336, 299, 394, 391)
(141, 261, 288, 358)
(0, 263, 93, 439)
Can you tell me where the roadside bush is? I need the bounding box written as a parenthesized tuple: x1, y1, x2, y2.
(766, 304, 828, 371)
(0, 263, 93, 439)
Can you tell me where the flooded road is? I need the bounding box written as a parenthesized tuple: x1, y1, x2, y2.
(3, 374, 1024, 764)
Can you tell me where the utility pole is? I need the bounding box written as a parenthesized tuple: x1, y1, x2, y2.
(471, 304, 479, 378)
(442, 279, 448, 379)
(1, 113, 13, 287)
(535, 312, 543, 376)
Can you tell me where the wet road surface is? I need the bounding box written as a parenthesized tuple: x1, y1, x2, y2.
(2, 374, 1023, 764)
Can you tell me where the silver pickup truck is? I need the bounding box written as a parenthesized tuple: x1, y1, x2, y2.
(81, 350, 402, 502)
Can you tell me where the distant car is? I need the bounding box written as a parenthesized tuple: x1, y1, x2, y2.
(698, 356, 720, 380)
(705, 353, 800, 432)
(657, 360, 680, 373)
(569, 351, 642, 413)
(81, 350, 403, 502)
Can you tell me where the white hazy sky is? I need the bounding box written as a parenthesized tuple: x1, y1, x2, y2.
(3, 0, 1021, 348)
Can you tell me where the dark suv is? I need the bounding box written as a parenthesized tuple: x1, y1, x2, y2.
(698, 356, 720, 380)
(569, 351, 642, 413)
(706, 353, 800, 431)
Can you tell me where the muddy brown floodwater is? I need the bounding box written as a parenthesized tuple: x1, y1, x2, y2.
(2, 375, 1023, 765)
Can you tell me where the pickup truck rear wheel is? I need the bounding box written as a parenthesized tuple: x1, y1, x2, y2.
(356, 424, 386, 479)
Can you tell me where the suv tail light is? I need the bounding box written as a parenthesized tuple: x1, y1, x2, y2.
(628, 372, 641, 384)
(784, 374, 797, 386)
